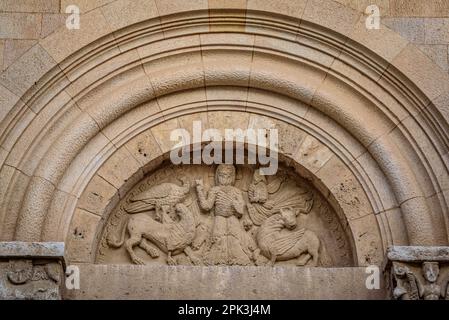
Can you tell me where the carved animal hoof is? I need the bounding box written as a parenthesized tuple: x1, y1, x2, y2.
(255, 256, 269, 266)
(296, 254, 311, 266)
(167, 256, 177, 266)
(189, 255, 202, 266)
(132, 257, 146, 265)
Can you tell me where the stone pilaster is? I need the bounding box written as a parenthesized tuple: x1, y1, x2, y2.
(385, 246, 449, 300)
(0, 242, 65, 300)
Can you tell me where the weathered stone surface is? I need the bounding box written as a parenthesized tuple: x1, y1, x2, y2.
(0, 44, 55, 96)
(0, 0, 448, 301)
(0, 242, 64, 259)
(387, 246, 449, 262)
(155, 0, 208, 16)
(209, 0, 247, 10)
(390, 0, 449, 17)
(0, 260, 63, 300)
(1, 40, 37, 70)
(60, 0, 115, 13)
(386, 246, 449, 300)
(40, 9, 112, 63)
(101, 0, 159, 31)
(418, 45, 449, 71)
(335, 0, 389, 14)
(0, 83, 19, 123)
(66, 208, 101, 263)
(247, 0, 306, 17)
(302, 0, 361, 37)
(0, 0, 60, 13)
(0, 242, 65, 300)
(77, 175, 118, 216)
(63, 265, 386, 300)
(40, 14, 67, 38)
(382, 18, 426, 43)
(0, 13, 41, 39)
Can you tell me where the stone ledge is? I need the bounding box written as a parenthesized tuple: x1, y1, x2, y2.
(0, 242, 65, 266)
(63, 265, 387, 300)
(387, 246, 449, 263)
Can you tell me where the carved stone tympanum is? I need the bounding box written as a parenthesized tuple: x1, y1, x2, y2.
(97, 164, 353, 267)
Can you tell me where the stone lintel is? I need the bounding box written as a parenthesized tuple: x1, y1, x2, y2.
(0, 242, 65, 267)
(386, 246, 449, 263)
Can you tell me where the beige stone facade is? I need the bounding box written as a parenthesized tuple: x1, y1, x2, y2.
(0, 0, 449, 300)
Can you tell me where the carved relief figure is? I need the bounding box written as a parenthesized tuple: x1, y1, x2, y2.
(125, 176, 190, 223)
(391, 263, 418, 300)
(418, 262, 442, 300)
(254, 207, 321, 266)
(108, 203, 199, 265)
(195, 164, 253, 265)
(6, 260, 61, 300)
(246, 170, 313, 227)
(391, 261, 449, 300)
(7, 260, 34, 285)
(101, 164, 349, 267)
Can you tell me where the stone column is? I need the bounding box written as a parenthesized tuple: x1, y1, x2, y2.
(0, 242, 65, 300)
(385, 246, 449, 300)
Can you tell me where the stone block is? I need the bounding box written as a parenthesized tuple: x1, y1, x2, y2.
(247, 0, 306, 18)
(0, 84, 19, 124)
(424, 18, 449, 44)
(0, 241, 65, 300)
(41, 14, 67, 38)
(124, 128, 163, 168)
(417, 45, 448, 72)
(60, 0, 115, 14)
(0, 0, 60, 13)
(150, 118, 182, 154)
(66, 208, 101, 263)
(350, 16, 409, 63)
(294, 135, 333, 173)
(40, 9, 111, 63)
(155, 0, 208, 16)
(390, 0, 449, 17)
(101, 0, 159, 31)
(301, 0, 361, 37)
(0, 242, 64, 259)
(0, 13, 41, 39)
(97, 146, 141, 189)
(209, 0, 247, 10)
(57, 132, 112, 194)
(335, 0, 390, 14)
(0, 44, 56, 96)
(382, 18, 426, 43)
(63, 265, 387, 299)
(77, 175, 118, 216)
(316, 155, 373, 221)
(389, 44, 449, 102)
(2, 40, 37, 71)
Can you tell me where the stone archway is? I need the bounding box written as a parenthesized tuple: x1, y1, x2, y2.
(1, 0, 448, 300)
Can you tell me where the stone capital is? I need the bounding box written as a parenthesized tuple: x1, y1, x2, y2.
(0, 242, 65, 300)
(385, 246, 449, 300)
